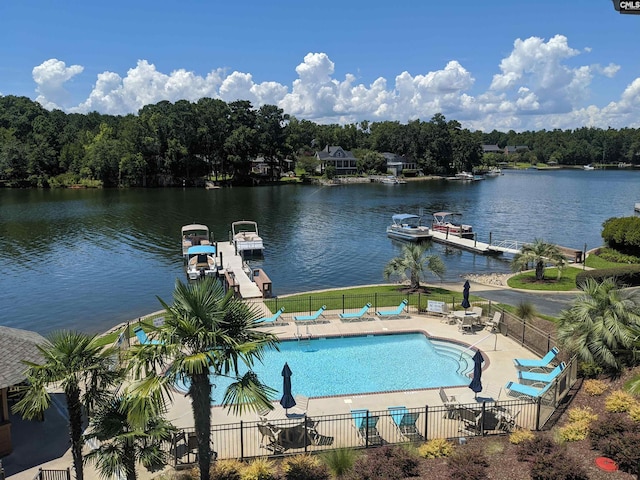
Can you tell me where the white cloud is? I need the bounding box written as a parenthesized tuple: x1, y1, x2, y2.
(30, 35, 640, 131)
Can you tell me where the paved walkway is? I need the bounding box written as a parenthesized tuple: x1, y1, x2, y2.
(4, 309, 541, 480)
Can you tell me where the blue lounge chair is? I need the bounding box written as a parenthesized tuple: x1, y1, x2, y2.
(133, 326, 163, 345)
(513, 346, 559, 370)
(339, 303, 372, 321)
(351, 409, 382, 445)
(293, 305, 326, 323)
(258, 307, 285, 324)
(387, 406, 422, 441)
(376, 299, 409, 319)
(518, 362, 566, 384)
(505, 380, 554, 400)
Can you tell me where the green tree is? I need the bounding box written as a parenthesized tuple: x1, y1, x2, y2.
(84, 395, 176, 480)
(557, 277, 640, 373)
(12, 331, 121, 480)
(511, 238, 566, 281)
(128, 277, 278, 480)
(383, 243, 445, 290)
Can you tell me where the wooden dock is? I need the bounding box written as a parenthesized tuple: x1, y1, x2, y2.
(217, 242, 264, 299)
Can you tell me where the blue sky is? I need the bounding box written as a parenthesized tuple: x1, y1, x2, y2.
(1, 1, 638, 131)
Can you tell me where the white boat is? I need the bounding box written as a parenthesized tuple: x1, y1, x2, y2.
(583, 164, 595, 171)
(446, 171, 483, 181)
(485, 167, 502, 177)
(185, 245, 218, 280)
(635, 203, 640, 213)
(381, 175, 406, 185)
(431, 212, 474, 239)
(181, 224, 213, 256)
(386, 214, 432, 242)
(232, 220, 264, 255)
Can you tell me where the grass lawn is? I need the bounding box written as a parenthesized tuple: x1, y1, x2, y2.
(507, 266, 581, 291)
(585, 253, 627, 269)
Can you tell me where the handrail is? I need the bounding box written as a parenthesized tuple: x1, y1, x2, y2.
(459, 333, 498, 360)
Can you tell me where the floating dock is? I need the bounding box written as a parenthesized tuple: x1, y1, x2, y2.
(217, 242, 266, 299)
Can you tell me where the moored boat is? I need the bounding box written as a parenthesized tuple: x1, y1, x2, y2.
(386, 214, 432, 242)
(381, 175, 406, 185)
(181, 224, 213, 256)
(485, 167, 502, 177)
(583, 164, 595, 171)
(431, 212, 474, 239)
(185, 245, 218, 280)
(232, 220, 264, 255)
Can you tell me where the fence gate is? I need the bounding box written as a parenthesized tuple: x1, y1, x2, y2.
(35, 468, 71, 480)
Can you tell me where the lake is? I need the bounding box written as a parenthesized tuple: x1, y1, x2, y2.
(0, 169, 637, 335)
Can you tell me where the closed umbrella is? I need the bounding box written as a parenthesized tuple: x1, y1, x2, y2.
(280, 363, 296, 411)
(469, 350, 484, 397)
(461, 280, 471, 310)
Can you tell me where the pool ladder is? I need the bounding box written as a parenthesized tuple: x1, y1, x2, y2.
(295, 325, 313, 347)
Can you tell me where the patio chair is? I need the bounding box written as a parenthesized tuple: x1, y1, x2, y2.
(293, 305, 326, 323)
(438, 387, 459, 418)
(387, 406, 422, 441)
(505, 379, 554, 400)
(339, 303, 372, 322)
(457, 315, 475, 333)
(133, 326, 163, 345)
(457, 407, 483, 435)
(294, 394, 309, 412)
(513, 346, 559, 371)
(475, 383, 502, 402)
(258, 307, 285, 324)
(375, 299, 409, 319)
(257, 423, 285, 453)
(484, 311, 502, 332)
(518, 362, 566, 384)
(351, 409, 382, 445)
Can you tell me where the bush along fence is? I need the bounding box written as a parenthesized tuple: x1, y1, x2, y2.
(167, 356, 577, 465)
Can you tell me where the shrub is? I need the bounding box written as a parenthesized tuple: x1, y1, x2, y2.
(282, 454, 330, 480)
(575, 265, 640, 287)
(605, 389, 637, 412)
(590, 414, 640, 474)
(567, 406, 598, 424)
(557, 419, 590, 442)
(629, 403, 640, 422)
(582, 379, 608, 395)
(509, 428, 535, 444)
(578, 362, 604, 379)
(167, 470, 198, 480)
(417, 438, 454, 458)
(350, 445, 420, 480)
(529, 450, 589, 480)
(601, 216, 640, 256)
(210, 459, 244, 480)
(241, 458, 276, 480)
(320, 448, 358, 478)
(597, 247, 640, 264)
(446, 444, 488, 480)
(515, 435, 558, 463)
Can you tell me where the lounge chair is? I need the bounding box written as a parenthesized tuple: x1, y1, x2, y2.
(513, 346, 559, 370)
(351, 409, 382, 445)
(339, 303, 372, 321)
(387, 406, 422, 441)
(484, 311, 502, 332)
(376, 299, 409, 319)
(133, 326, 163, 345)
(518, 362, 566, 384)
(258, 307, 285, 324)
(505, 380, 554, 400)
(257, 423, 285, 453)
(293, 305, 326, 323)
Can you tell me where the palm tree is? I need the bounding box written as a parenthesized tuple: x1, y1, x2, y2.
(557, 277, 640, 373)
(383, 243, 445, 290)
(12, 331, 121, 480)
(84, 395, 176, 480)
(511, 238, 566, 281)
(128, 277, 279, 480)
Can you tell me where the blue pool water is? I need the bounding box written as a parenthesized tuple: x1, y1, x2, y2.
(176, 333, 473, 405)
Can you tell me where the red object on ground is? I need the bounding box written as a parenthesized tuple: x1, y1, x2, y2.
(595, 457, 618, 472)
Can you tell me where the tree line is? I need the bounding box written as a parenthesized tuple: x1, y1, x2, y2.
(1, 94, 640, 188)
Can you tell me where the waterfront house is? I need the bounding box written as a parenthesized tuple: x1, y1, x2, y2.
(482, 144, 502, 154)
(382, 153, 417, 176)
(315, 146, 358, 175)
(504, 145, 529, 155)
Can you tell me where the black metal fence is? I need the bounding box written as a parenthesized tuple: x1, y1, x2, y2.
(33, 468, 71, 480)
(169, 355, 577, 465)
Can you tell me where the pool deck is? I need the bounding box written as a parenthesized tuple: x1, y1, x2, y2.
(5, 310, 543, 480)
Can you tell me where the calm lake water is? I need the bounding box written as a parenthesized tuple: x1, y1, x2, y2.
(1, 169, 638, 335)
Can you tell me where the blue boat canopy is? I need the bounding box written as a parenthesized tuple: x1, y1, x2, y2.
(392, 214, 421, 224)
(187, 245, 216, 255)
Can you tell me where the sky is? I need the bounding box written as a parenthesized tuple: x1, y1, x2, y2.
(1, 1, 639, 132)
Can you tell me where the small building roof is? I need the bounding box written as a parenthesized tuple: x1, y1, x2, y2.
(0, 326, 48, 389)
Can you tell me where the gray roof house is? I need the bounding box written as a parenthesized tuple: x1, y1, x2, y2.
(482, 144, 502, 154)
(0, 326, 47, 456)
(504, 145, 529, 155)
(315, 146, 358, 175)
(382, 153, 416, 176)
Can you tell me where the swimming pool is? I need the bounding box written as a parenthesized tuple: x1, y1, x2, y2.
(176, 333, 474, 405)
